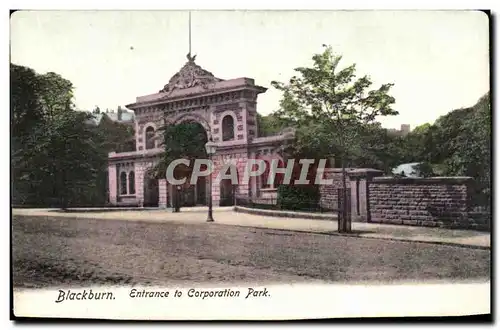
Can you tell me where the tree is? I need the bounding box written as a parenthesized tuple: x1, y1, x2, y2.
(11, 64, 43, 140)
(257, 113, 289, 137)
(42, 109, 106, 208)
(37, 72, 74, 119)
(428, 93, 490, 205)
(348, 123, 406, 173)
(11, 64, 108, 207)
(11, 64, 44, 204)
(98, 114, 135, 153)
(271, 45, 398, 233)
(154, 121, 208, 180)
(394, 92, 490, 205)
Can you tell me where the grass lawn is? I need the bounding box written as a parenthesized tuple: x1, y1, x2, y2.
(12, 215, 490, 288)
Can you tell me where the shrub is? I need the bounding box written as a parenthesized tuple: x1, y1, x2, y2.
(277, 185, 320, 211)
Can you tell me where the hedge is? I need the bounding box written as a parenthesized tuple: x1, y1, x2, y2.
(277, 185, 320, 211)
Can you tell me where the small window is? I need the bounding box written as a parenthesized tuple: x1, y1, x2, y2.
(120, 172, 127, 195)
(145, 126, 155, 149)
(129, 171, 136, 195)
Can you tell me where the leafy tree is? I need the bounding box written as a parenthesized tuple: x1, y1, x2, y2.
(257, 113, 289, 137)
(11, 64, 43, 140)
(11, 64, 44, 204)
(41, 109, 106, 208)
(98, 114, 135, 153)
(37, 72, 74, 119)
(11, 64, 108, 207)
(271, 45, 398, 232)
(154, 121, 208, 180)
(430, 93, 490, 205)
(412, 162, 435, 178)
(349, 123, 405, 173)
(395, 92, 490, 205)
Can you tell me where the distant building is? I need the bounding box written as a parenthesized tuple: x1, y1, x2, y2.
(86, 106, 136, 126)
(387, 124, 411, 136)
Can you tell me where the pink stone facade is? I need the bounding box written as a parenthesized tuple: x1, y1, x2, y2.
(107, 56, 294, 208)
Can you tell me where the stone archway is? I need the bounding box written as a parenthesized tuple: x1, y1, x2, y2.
(218, 164, 238, 206)
(171, 113, 211, 139)
(143, 169, 159, 207)
(219, 178, 235, 206)
(164, 118, 210, 206)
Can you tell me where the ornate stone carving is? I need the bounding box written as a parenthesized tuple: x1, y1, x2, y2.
(160, 54, 223, 93)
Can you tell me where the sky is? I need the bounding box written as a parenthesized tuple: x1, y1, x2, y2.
(10, 10, 489, 129)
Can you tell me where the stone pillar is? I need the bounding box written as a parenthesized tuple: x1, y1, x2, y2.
(349, 177, 358, 220)
(108, 163, 117, 205)
(249, 152, 258, 199)
(235, 152, 249, 199)
(158, 179, 168, 208)
(135, 163, 145, 207)
(211, 169, 220, 207)
(347, 169, 383, 222)
(210, 154, 221, 206)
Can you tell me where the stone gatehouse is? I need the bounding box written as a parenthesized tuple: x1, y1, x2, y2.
(108, 54, 294, 208)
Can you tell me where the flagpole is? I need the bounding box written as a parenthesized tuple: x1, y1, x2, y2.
(188, 11, 192, 55)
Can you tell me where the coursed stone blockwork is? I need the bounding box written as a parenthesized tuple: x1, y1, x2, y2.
(318, 169, 351, 211)
(368, 177, 486, 229)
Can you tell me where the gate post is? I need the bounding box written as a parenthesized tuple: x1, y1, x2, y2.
(337, 187, 352, 233)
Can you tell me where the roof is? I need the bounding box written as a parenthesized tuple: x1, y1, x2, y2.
(392, 162, 422, 177)
(85, 109, 136, 126)
(126, 55, 266, 109)
(105, 111, 135, 122)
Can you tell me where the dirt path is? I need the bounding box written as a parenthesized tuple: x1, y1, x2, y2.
(12, 215, 490, 289)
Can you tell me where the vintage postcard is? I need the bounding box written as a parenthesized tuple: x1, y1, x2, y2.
(10, 9, 491, 321)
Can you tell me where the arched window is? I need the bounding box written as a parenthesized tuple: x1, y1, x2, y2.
(145, 126, 155, 149)
(128, 171, 136, 195)
(222, 115, 235, 141)
(260, 159, 284, 189)
(120, 172, 127, 195)
(261, 159, 271, 189)
(275, 159, 285, 187)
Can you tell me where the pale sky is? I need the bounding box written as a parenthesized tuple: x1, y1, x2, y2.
(10, 10, 489, 129)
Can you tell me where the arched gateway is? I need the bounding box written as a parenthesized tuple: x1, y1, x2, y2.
(107, 54, 295, 207)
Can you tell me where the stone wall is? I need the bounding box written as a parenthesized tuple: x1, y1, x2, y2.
(317, 171, 489, 230)
(318, 169, 350, 211)
(368, 177, 488, 230)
